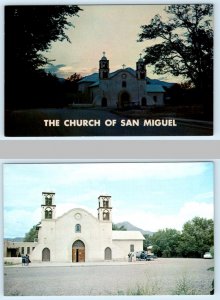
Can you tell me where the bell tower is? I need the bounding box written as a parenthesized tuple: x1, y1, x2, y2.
(41, 192, 56, 220)
(136, 54, 146, 80)
(99, 52, 109, 79)
(97, 195, 112, 222)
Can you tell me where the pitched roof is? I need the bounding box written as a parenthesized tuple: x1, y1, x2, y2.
(112, 230, 145, 240)
(146, 84, 165, 93)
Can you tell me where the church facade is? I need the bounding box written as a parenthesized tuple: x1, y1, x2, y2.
(78, 53, 166, 108)
(30, 193, 144, 263)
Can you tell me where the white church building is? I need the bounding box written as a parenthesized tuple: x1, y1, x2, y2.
(78, 52, 166, 108)
(30, 192, 144, 263)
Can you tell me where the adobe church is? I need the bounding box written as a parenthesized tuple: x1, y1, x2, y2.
(30, 192, 144, 263)
(78, 52, 166, 108)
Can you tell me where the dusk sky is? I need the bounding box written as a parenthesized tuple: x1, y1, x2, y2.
(44, 5, 180, 82)
(4, 162, 214, 238)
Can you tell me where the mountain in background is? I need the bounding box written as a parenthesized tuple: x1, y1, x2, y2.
(4, 237, 24, 242)
(115, 221, 154, 236)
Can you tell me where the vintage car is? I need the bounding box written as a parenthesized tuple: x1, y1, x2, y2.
(203, 252, 213, 259)
(136, 251, 154, 261)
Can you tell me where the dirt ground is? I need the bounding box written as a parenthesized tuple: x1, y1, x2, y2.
(4, 258, 214, 296)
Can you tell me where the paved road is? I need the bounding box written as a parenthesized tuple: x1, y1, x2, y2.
(4, 258, 214, 296)
(5, 108, 213, 136)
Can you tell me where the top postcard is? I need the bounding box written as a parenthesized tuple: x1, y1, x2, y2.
(4, 4, 213, 137)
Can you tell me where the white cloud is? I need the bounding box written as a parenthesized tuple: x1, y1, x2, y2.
(113, 201, 214, 232)
(40, 162, 209, 186)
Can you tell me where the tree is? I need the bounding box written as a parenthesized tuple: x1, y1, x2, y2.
(23, 224, 39, 242)
(149, 228, 181, 257)
(5, 5, 81, 109)
(138, 5, 213, 93)
(178, 217, 214, 258)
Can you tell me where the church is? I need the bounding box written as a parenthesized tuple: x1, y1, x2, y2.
(77, 52, 167, 108)
(30, 192, 144, 263)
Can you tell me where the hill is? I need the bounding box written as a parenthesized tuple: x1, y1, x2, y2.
(115, 221, 154, 236)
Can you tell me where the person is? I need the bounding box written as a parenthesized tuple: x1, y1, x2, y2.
(25, 254, 31, 266)
(22, 256, 26, 266)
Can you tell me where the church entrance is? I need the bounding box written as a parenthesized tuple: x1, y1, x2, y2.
(141, 97, 147, 106)
(119, 91, 130, 108)
(102, 97, 107, 107)
(42, 247, 50, 261)
(72, 240, 85, 262)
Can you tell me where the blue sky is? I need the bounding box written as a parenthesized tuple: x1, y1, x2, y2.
(3, 162, 214, 238)
(44, 4, 184, 82)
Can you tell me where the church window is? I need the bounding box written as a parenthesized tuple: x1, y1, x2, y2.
(45, 195, 52, 206)
(122, 81, 127, 88)
(45, 208, 52, 219)
(75, 224, 81, 233)
(103, 200, 109, 208)
(130, 244, 134, 252)
(153, 95, 157, 103)
(27, 247, 30, 254)
(103, 71, 108, 79)
(103, 210, 109, 220)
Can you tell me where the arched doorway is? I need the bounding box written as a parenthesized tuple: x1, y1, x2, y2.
(119, 91, 130, 108)
(141, 97, 147, 106)
(72, 240, 85, 262)
(102, 97, 107, 107)
(104, 247, 112, 260)
(42, 248, 50, 261)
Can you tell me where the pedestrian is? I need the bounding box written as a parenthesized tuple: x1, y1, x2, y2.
(25, 254, 31, 266)
(22, 256, 26, 266)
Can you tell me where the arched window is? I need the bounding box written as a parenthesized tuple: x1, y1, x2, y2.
(103, 210, 109, 220)
(75, 224, 81, 233)
(105, 247, 112, 260)
(45, 208, 52, 219)
(42, 248, 50, 261)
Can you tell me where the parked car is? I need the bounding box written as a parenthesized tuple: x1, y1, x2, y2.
(203, 252, 213, 259)
(136, 251, 154, 261)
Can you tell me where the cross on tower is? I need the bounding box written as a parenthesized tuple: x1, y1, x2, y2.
(122, 64, 126, 69)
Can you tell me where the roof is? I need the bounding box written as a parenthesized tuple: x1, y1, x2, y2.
(146, 84, 165, 93)
(112, 230, 145, 240)
(78, 67, 174, 92)
(79, 73, 99, 83)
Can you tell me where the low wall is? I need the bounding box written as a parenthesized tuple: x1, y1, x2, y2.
(4, 257, 22, 265)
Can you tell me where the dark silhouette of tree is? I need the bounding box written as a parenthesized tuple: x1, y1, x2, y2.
(138, 4, 213, 119)
(5, 5, 81, 109)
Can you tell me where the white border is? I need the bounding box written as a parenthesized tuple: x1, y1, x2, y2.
(0, 0, 219, 140)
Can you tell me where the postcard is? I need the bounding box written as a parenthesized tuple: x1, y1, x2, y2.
(4, 4, 213, 136)
(4, 162, 214, 295)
